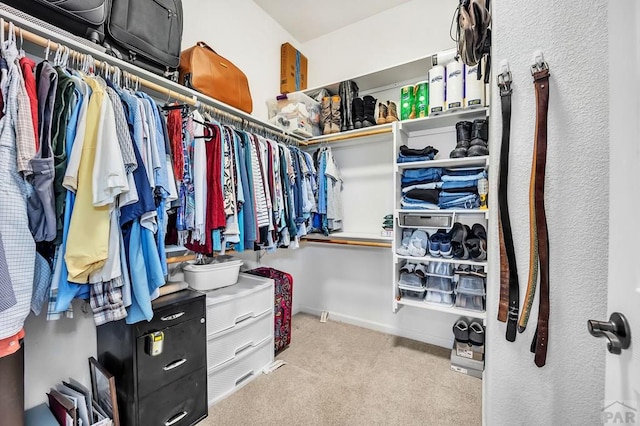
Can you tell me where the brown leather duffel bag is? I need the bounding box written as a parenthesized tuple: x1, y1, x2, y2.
(179, 41, 253, 113)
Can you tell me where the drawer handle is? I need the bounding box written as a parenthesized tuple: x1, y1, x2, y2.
(163, 358, 187, 371)
(235, 312, 254, 324)
(235, 370, 254, 386)
(234, 341, 254, 355)
(161, 312, 185, 321)
(165, 411, 188, 426)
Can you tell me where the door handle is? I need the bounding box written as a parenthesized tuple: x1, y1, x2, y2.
(587, 312, 631, 354)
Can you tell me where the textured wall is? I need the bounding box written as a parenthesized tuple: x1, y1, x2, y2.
(485, 1, 609, 424)
(300, 0, 458, 88)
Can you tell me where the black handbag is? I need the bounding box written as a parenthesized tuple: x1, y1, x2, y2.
(104, 0, 183, 80)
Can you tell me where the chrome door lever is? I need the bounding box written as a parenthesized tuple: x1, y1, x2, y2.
(588, 312, 631, 354)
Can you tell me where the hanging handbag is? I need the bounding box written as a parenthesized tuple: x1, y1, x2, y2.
(179, 42, 253, 114)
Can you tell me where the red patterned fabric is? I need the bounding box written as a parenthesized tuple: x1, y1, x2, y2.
(246, 267, 293, 354)
(167, 108, 183, 181)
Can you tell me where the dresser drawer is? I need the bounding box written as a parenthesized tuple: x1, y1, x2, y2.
(207, 337, 273, 406)
(138, 367, 207, 426)
(136, 318, 206, 397)
(206, 274, 273, 336)
(207, 310, 272, 369)
(135, 292, 205, 336)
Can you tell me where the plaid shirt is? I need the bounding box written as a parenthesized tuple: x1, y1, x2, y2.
(4, 43, 36, 176)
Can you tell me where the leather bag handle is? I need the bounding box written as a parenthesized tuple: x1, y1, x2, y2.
(196, 41, 217, 53)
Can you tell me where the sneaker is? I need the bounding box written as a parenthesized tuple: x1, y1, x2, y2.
(439, 232, 453, 259)
(428, 232, 443, 257)
(399, 261, 417, 273)
(396, 228, 414, 256)
(408, 230, 429, 257)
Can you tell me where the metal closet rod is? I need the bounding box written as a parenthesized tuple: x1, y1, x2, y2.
(0, 19, 303, 145)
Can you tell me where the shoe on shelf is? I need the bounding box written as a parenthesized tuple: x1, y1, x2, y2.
(428, 232, 443, 257)
(450, 121, 472, 158)
(453, 318, 470, 343)
(449, 222, 469, 259)
(399, 261, 417, 273)
(407, 230, 429, 257)
(386, 100, 399, 123)
(465, 223, 487, 261)
(440, 232, 453, 259)
(377, 102, 388, 125)
(362, 95, 377, 127)
(330, 95, 342, 134)
(396, 228, 414, 256)
(467, 118, 489, 156)
(321, 97, 332, 135)
(414, 263, 428, 278)
(469, 321, 485, 346)
(352, 97, 364, 129)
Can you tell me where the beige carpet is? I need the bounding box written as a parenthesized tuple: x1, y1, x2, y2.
(201, 313, 482, 426)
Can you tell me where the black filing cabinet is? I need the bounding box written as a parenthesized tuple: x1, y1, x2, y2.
(97, 289, 207, 426)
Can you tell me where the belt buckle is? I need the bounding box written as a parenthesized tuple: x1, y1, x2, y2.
(497, 70, 512, 96)
(530, 60, 549, 75)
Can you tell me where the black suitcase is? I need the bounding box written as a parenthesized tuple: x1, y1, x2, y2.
(104, 0, 183, 80)
(1, 0, 107, 43)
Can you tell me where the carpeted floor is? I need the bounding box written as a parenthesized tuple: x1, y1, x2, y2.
(201, 313, 482, 426)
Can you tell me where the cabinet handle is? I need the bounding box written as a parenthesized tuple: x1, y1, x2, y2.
(235, 370, 254, 386)
(234, 312, 254, 324)
(234, 341, 254, 355)
(163, 358, 187, 371)
(161, 312, 185, 321)
(165, 411, 188, 426)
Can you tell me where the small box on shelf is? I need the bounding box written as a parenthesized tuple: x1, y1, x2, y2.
(280, 43, 308, 93)
(455, 340, 485, 361)
(267, 92, 321, 137)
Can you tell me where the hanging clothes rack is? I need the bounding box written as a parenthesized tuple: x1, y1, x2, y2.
(0, 13, 305, 146)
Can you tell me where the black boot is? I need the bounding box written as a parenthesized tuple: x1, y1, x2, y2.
(352, 97, 364, 129)
(339, 80, 359, 131)
(467, 119, 489, 156)
(450, 121, 472, 158)
(362, 95, 377, 127)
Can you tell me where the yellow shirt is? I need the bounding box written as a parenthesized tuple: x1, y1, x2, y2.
(65, 77, 110, 282)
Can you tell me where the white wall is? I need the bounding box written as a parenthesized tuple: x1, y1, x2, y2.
(300, 0, 458, 89)
(250, 0, 463, 349)
(484, 1, 609, 424)
(181, 0, 302, 120)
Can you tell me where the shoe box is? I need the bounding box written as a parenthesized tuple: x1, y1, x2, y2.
(450, 345, 484, 379)
(454, 340, 484, 361)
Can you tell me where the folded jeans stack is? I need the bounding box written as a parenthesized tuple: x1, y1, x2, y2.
(438, 168, 487, 209)
(401, 167, 443, 209)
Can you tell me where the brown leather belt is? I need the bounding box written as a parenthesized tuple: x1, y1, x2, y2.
(496, 70, 520, 343)
(529, 62, 550, 367)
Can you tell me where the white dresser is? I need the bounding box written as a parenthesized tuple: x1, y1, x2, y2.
(205, 273, 274, 406)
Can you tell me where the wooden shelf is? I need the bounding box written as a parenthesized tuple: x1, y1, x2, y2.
(398, 107, 489, 135)
(304, 123, 393, 145)
(302, 232, 392, 248)
(396, 297, 486, 320)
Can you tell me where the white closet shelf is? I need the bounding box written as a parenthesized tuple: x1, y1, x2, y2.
(398, 107, 489, 135)
(396, 209, 489, 218)
(396, 298, 486, 320)
(394, 254, 488, 267)
(396, 155, 489, 171)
